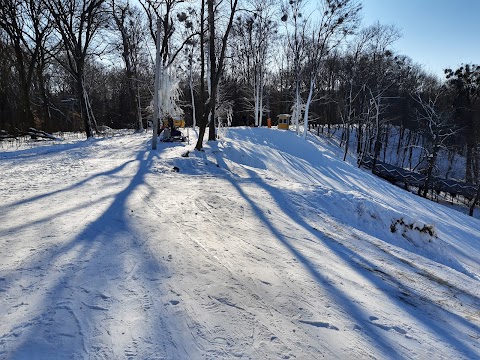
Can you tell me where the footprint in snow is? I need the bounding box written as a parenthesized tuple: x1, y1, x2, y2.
(299, 320, 339, 330)
(142, 294, 153, 310)
(369, 316, 409, 336)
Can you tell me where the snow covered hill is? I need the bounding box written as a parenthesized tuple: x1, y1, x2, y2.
(1, 128, 479, 359)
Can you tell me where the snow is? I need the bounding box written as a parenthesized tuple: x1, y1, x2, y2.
(1, 127, 479, 359)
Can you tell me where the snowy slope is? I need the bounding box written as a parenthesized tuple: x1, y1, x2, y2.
(0, 128, 479, 359)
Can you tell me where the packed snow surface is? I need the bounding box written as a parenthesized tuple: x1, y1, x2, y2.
(1, 128, 479, 359)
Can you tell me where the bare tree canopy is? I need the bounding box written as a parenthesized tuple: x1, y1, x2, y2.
(44, 0, 109, 137)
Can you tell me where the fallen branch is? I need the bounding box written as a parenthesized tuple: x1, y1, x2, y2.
(0, 130, 18, 140)
(19, 128, 63, 141)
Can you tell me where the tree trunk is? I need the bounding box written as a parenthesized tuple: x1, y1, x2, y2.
(15, 50, 35, 130)
(254, 67, 260, 126)
(136, 84, 143, 131)
(303, 77, 314, 140)
(383, 125, 389, 162)
(343, 125, 350, 162)
(208, 105, 216, 140)
(195, 0, 238, 149)
(12, 38, 35, 130)
(466, 144, 474, 183)
(396, 124, 404, 161)
(189, 60, 196, 128)
(371, 96, 382, 170)
(469, 184, 480, 216)
(36, 61, 52, 132)
(83, 85, 98, 134)
(258, 91, 263, 127)
(207, 0, 216, 141)
(356, 120, 362, 155)
(422, 153, 436, 198)
(197, 121, 207, 149)
(126, 72, 141, 131)
(76, 72, 93, 138)
(295, 82, 301, 134)
(152, 20, 162, 149)
(194, 0, 207, 150)
(19, 80, 36, 130)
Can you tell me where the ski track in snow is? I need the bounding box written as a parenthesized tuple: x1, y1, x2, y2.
(0, 129, 479, 359)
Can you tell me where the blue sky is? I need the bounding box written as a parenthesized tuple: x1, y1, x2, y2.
(360, 0, 480, 79)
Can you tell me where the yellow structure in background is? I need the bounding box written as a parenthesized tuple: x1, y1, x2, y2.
(174, 118, 185, 128)
(162, 117, 185, 128)
(277, 114, 290, 130)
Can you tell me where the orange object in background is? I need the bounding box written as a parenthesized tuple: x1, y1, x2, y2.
(267, 118, 272, 128)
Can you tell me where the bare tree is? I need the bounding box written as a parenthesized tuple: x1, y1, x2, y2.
(361, 23, 401, 169)
(194, 0, 239, 150)
(139, 0, 198, 149)
(281, 0, 308, 134)
(0, 0, 51, 130)
(111, 0, 147, 131)
(44, 0, 108, 138)
(334, 29, 379, 161)
(301, 0, 361, 139)
(336, 54, 365, 161)
(445, 64, 480, 183)
(236, 0, 278, 127)
(139, 0, 197, 64)
(182, 6, 199, 128)
(412, 90, 455, 198)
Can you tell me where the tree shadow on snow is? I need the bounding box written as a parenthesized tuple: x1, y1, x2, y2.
(1, 142, 190, 359)
(213, 152, 480, 359)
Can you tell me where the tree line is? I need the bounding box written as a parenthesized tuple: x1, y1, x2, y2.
(1, 0, 479, 187)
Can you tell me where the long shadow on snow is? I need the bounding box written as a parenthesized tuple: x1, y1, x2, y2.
(231, 128, 477, 220)
(0, 193, 117, 237)
(218, 134, 480, 279)
(0, 135, 120, 160)
(0, 145, 136, 211)
(277, 147, 480, 277)
(4, 144, 189, 359)
(226, 129, 430, 209)
(212, 151, 479, 359)
(317, 225, 480, 358)
(0, 155, 137, 268)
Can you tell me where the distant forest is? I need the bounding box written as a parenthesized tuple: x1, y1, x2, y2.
(1, 1, 480, 186)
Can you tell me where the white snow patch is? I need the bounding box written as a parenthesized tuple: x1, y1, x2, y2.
(1, 127, 479, 359)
